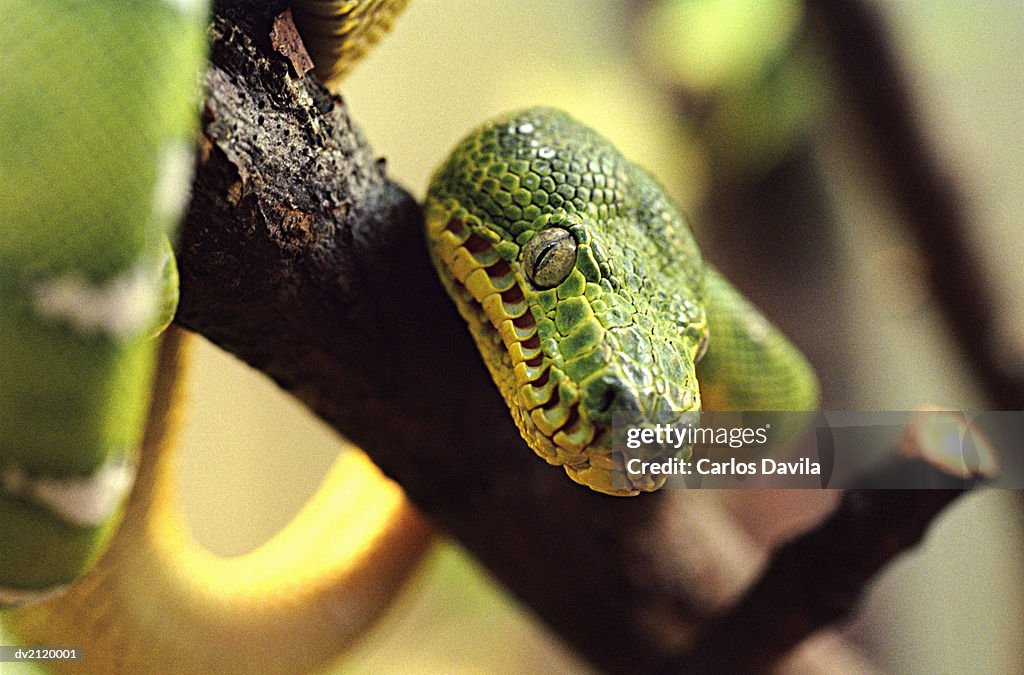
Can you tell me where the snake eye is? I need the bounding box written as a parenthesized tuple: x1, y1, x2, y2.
(522, 228, 577, 289)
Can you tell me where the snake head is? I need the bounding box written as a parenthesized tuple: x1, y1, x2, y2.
(426, 108, 708, 496)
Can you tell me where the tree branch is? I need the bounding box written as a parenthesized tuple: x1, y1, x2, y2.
(172, 2, 989, 671)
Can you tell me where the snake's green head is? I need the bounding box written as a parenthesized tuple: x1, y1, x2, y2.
(426, 108, 709, 496)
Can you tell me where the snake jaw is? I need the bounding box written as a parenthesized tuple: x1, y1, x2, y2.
(427, 205, 592, 462)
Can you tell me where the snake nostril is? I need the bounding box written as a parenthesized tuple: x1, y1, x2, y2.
(597, 387, 617, 413)
(588, 377, 641, 422)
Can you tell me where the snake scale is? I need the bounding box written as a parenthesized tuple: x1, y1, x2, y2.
(1, 1, 816, 671)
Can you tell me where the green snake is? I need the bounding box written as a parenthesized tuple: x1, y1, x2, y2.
(425, 107, 818, 496)
(1, 1, 816, 670)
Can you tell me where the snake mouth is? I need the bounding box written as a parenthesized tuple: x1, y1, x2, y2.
(430, 214, 598, 468)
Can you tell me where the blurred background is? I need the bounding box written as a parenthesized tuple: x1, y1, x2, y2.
(172, 1, 1022, 672)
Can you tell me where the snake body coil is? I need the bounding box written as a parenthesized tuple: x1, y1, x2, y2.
(1, 2, 431, 672)
(0, 0, 208, 605)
